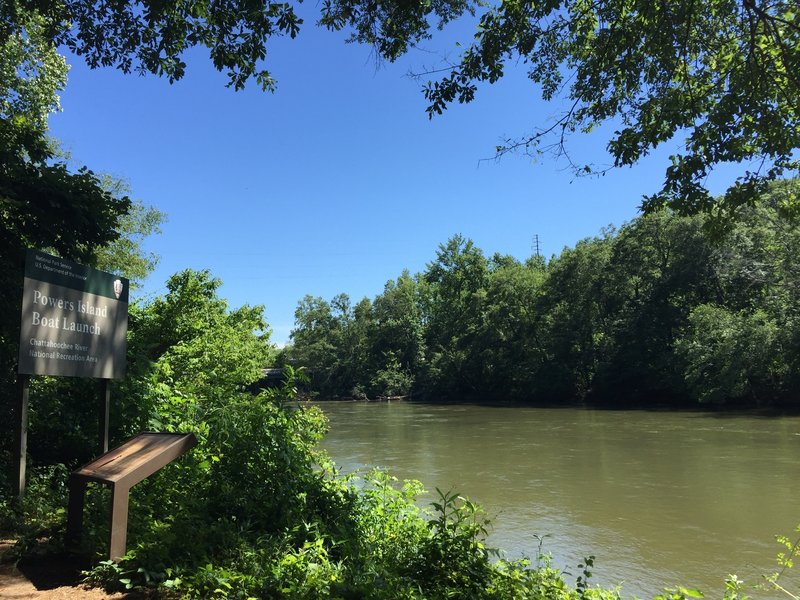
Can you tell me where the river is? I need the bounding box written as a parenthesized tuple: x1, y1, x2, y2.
(314, 401, 800, 599)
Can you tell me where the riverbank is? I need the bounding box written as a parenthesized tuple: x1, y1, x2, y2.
(310, 394, 800, 417)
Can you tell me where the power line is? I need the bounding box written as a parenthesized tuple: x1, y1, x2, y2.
(532, 234, 541, 258)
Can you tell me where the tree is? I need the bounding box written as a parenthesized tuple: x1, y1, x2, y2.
(676, 305, 785, 405)
(130, 269, 274, 403)
(93, 188, 166, 288)
(0, 12, 129, 264)
(421, 235, 489, 399)
(289, 293, 373, 397)
(539, 234, 614, 401)
(594, 211, 718, 403)
(368, 270, 424, 396)
(474, 256, 548, 401)
(711, 180, 800, 313)
(0, 14, 132, 468)
(0, 11, 65, 152)
(290, 295, 339, 395)
(338, 294, 374, 397)
(673, 180, 800, 406)
(0, 0, 473, 91)
(417, 0, 800, 217)
(4, 1, 797, 215)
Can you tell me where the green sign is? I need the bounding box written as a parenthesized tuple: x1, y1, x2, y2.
(18, 250, 129, 379)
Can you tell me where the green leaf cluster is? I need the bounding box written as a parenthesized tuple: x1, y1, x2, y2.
(418, 0, 800, 215)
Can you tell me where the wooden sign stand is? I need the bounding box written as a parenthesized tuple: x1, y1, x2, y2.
(66, 432, 197, 561)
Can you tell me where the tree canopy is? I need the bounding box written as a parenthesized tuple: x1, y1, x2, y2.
(420, 0, 800, 215)
(2, 0, 798, 215)
(0, 9, 131, 266)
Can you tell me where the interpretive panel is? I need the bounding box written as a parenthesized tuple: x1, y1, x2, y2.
(66, 432, 197, 560)
(18, 250, 128, 379)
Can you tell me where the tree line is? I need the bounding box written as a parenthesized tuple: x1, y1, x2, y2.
(286, 181, 800, 408)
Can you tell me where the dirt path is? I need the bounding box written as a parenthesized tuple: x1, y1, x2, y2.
(0, 542, 131, 600)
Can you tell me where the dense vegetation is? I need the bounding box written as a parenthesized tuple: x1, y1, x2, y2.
(0, 264, 795, 599)
(287, 181, 800, 408)
(0, 269, 642, 599)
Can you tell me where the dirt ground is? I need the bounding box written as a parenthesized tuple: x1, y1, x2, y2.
(0, 541, 133, 600)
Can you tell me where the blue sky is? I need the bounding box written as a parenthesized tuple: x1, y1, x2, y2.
(48, 16, 736, 346)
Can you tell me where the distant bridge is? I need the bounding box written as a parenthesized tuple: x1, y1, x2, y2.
(261, 368, 284, 382)
(246, 368, 286, 393)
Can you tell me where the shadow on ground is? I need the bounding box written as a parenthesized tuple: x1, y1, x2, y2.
(16, 552, 91, 591)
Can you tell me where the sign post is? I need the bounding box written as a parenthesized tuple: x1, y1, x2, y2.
(13, 376, 29, 501)
(15, 250, 128, 498)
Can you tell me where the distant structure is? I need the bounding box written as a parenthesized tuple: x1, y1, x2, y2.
(248, 367, 286, 393)
(261, 368, 284, 382)
(532, 234, 541, 259)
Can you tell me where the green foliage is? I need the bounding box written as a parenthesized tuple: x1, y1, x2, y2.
(348, 470, 426, 567)
(653, 587, 705, 600)
(676, 306, 784, 405)
(369, 352, 414, 397)
(0, 11, 66, 150)
(417, 0, 800, 216)
(421, 235, 490, 399)
(538, 235, 613, 401)
(0, 463, 68, 544)
(0, 11, 134, 469)
(93, 194, 166, 288)
(1, 0, 303, 92)
(369, 270, 425, 392)
(289, 293, 372, 397)
(291, 182, 800, 407)
(721, 576, 749, 600)
(474, 256, 547, 401)
(289, 273, 425, 399)
(0, 12, 130, 264)
(764, 523, 800, 599)
(410, 488, 495, 597)
(593, 211, 717, 404)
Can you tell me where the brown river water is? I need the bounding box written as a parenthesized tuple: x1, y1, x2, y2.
(314, 401, 800, 599)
